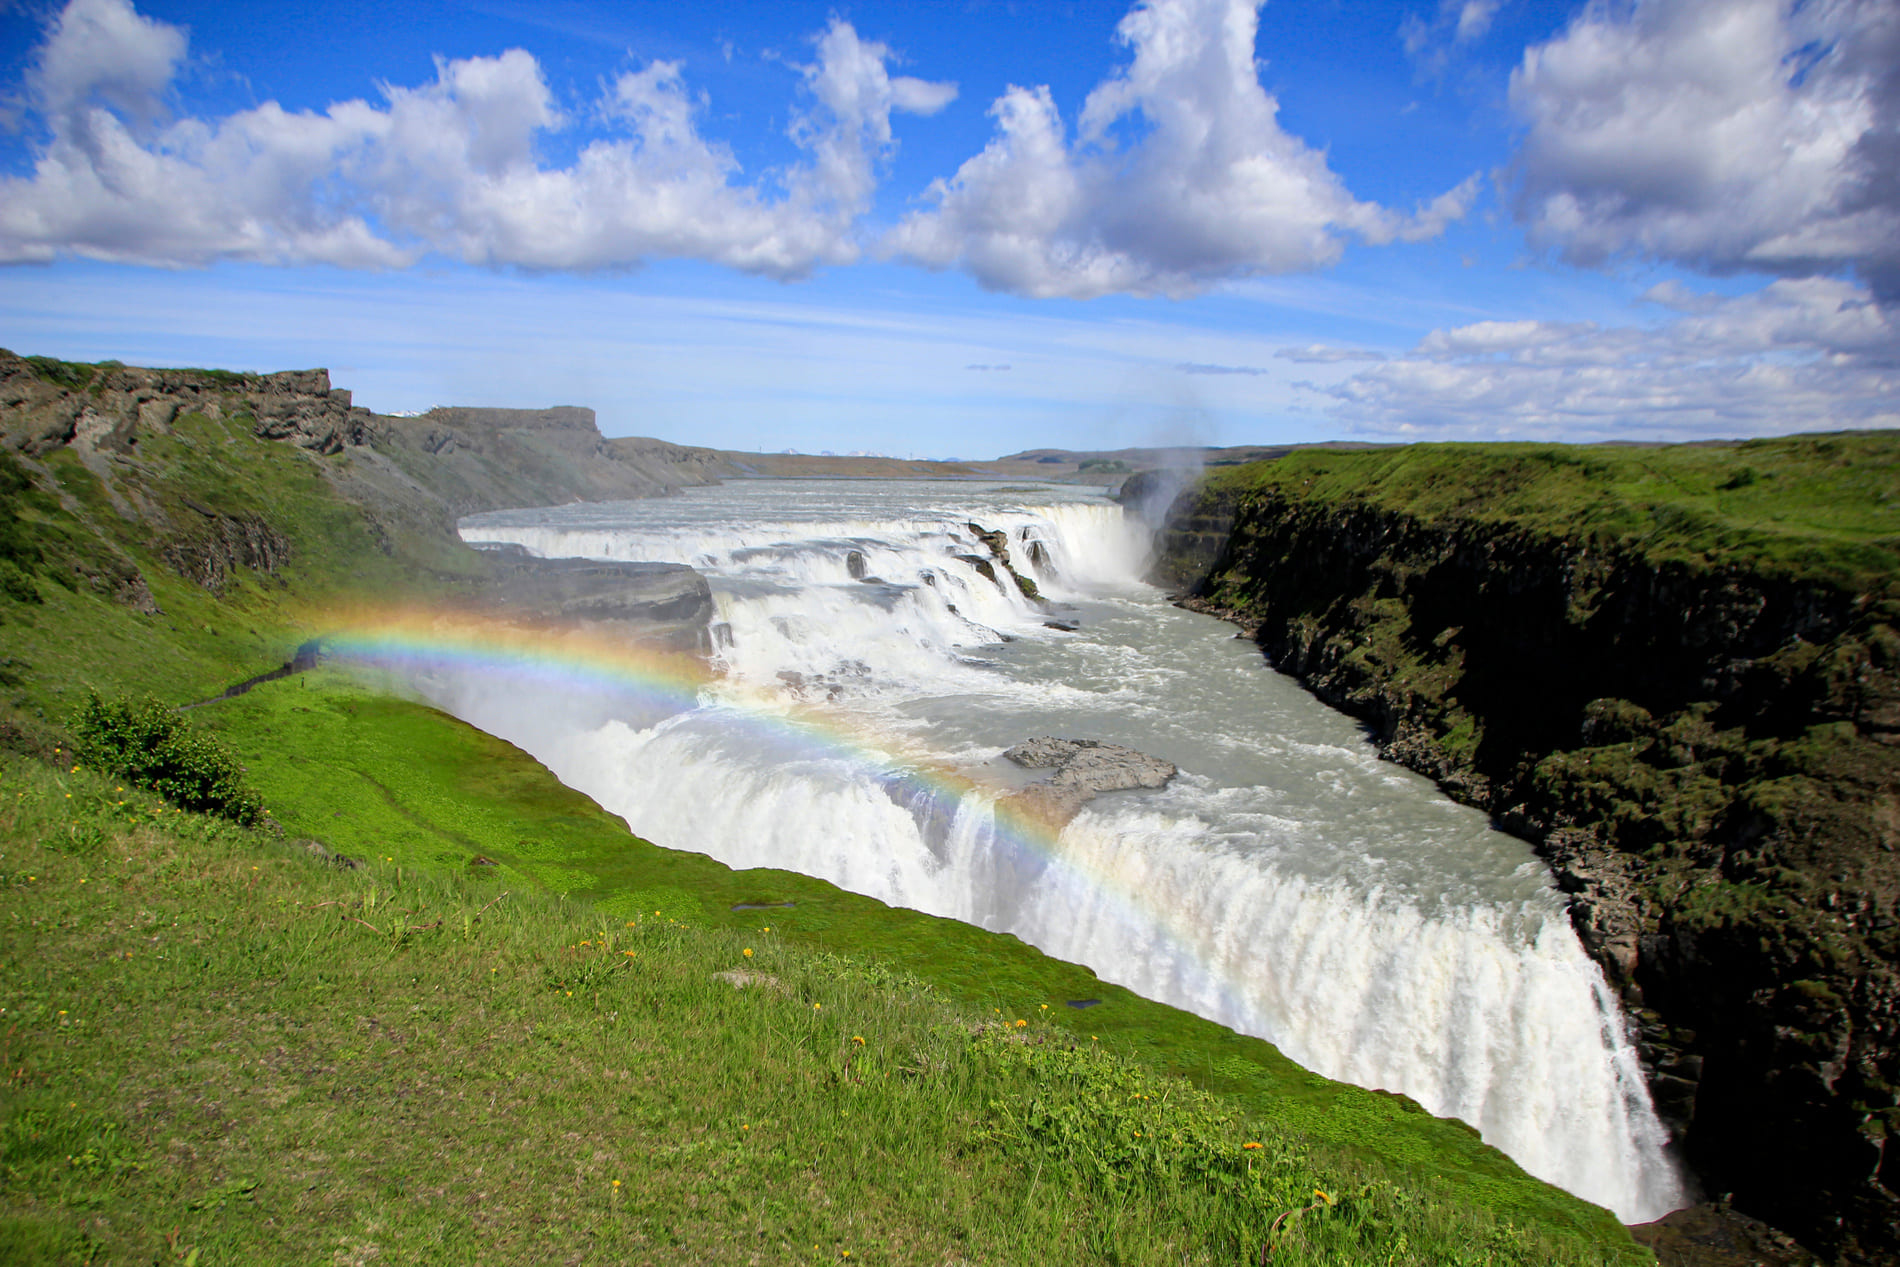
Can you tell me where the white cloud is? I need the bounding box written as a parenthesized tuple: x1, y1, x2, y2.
(1315, 277, 1900, 439)
(886, 0, 1475, 298)
(1401, 0, 1506, 74)
(1510, 0, 1900, 299)
(0, 0, 954, 276)
(1273, 345, 1389, 364)
(30, 0, 185, 126)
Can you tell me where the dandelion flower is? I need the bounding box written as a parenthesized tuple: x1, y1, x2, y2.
(851, 1035, 865, 1045)
(742, 948, 753, 958)
(1242, 1142, 1263, 1150)
(813, 1003, 821, 1010)
(1014, 1019, 1027, 1028)
(612, 1179, 621, 1188)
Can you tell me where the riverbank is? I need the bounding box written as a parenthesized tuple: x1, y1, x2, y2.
(1144, 437, 1900, 1264)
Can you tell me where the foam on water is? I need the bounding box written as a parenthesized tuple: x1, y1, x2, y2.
(442, 479, 1684, 1221)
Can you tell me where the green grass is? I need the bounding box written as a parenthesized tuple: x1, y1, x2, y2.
(0, 753, 1649, 1265)
(1201, 433, 1900, 594)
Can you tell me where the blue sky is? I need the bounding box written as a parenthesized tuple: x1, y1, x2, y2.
(0, 0, 1894, 456)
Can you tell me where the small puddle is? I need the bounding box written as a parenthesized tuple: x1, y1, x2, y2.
(731, 901, 797, 911)
(1065, 999, 1102, 1009)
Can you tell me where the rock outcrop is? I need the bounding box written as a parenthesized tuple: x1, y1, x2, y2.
(473, 546, 715, 655)
(0, 350, 744, 613)
(965, 521, 1046, 602)
(1001, 737, 1177, 828)
(1151, 459, 1900, 1264)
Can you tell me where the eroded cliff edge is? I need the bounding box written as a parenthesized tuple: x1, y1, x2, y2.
(1135, 439, 1900, 1264)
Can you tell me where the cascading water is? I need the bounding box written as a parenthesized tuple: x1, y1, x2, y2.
(437, 478, 1683, 1222)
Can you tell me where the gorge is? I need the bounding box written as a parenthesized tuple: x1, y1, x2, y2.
(417, 480, 1683, 1224)
(1136, 444, 1900, 1263)
(4, 350, 1893, 1263)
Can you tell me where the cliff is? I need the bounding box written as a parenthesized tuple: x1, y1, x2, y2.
(0, 350, 726, 656)
(1142, 439, 1900, 1263)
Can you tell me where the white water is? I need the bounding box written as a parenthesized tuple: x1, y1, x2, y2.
(445, 479, 1683, 1221)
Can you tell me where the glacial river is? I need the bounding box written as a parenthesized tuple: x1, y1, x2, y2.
(444, 478, 1682, 1221)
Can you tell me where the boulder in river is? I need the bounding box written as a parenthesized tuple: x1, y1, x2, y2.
(1000, 737, 1176, 829)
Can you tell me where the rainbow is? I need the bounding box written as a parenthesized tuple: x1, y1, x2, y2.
(315, 602, 1262, 1021)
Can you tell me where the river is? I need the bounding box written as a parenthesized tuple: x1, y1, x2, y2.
(443, 477, 1682, 1222)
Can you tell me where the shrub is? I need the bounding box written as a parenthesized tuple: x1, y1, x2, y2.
(71, 691, 263, 824)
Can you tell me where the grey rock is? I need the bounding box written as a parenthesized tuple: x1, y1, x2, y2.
(1001, 737, 1176, 828)
(483, 555, 715, 655)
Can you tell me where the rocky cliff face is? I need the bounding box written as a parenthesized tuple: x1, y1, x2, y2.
(0, 355, 375, 459)
(1151, 476, 1900, 1264)
(371, 405, 733, 520)
(0, 351, 738, 612)
(473, 546, 716, 656)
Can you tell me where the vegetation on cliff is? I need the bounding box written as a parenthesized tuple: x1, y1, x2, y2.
(1154, 435, 1900, 1264)
(0, 353, 1651, 1262)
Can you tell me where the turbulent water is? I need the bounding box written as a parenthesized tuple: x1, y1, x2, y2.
(444, 478, 1682, 1221)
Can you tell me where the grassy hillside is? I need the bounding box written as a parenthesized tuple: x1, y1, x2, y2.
(1196, 433, 1900, 595)
(0, 354, 1653, 1262)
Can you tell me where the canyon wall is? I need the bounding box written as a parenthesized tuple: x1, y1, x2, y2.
(1137, 443, 1900, 1263)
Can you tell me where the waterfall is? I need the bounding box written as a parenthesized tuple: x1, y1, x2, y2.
(438, 479, 1683, 1222)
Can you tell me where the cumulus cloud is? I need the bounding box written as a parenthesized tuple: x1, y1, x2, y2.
(0, 0, 954, 275)
(885, 0, 1476, 298)
(1401, 0, 1506, 75)
(1510, 0, 1900, 299)
(30, 0, 185, 127)
(1315, 277, 1899, 440)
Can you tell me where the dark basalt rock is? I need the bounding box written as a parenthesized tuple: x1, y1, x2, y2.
(965, 521, 1047, 603)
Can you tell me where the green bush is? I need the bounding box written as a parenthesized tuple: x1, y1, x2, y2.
(70, 692, 263, 824)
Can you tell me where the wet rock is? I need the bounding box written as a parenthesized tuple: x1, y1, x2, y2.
(1001, 737, 1177, 828)
(483, 555, 715, 655)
